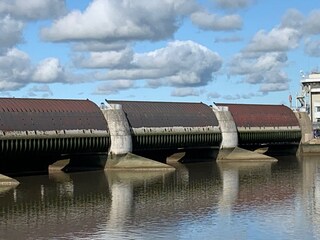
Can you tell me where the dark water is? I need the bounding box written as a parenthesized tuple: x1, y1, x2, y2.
(1, 155, 320, 240)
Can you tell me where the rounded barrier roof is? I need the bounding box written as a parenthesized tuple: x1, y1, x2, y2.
(215, 103, 299, 127)
(108, 100, 218, 128)
(0, 98, 108, 131)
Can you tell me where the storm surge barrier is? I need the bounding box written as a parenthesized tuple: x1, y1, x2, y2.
(0, 98, 311, 176)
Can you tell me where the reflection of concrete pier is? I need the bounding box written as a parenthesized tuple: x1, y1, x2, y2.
(106, 169, 174, 233)
(299, 155, 320, 237)
(0, 160, 307, 239)
(217, 162, 273, 215)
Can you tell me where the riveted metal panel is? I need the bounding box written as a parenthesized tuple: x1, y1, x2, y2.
(108, 100, 219, 128)
(0, 98, 108, 131)
(216, 103, 300, 128)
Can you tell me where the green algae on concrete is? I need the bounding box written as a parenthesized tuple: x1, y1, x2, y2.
(217, 147, 277, 162)
(106, 152, 175, 170)
(0, 174, 20, 191)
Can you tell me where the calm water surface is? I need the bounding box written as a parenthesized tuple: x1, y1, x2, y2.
(1, 155, 320, 240)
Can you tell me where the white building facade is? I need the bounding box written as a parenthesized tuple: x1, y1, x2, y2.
(298, 73, 320, 129)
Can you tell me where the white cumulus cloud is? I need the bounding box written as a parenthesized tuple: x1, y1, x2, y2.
(0, 0, 66, 20)
(191, 11, 242, 31)
(32, 58, 65, 83)
(171, 87, 200, 97)
(41, 0, 197, 42)
(0, 15, 24, 49)
(74, 48, 134, 69)
(245, 27, 301, 52)
(104, 40, 222, 88)
(94, 80, 135, 95)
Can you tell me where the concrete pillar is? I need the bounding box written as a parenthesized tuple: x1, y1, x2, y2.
(0, 174, 19, 194)
(102, 104, 132, 156)
(294, 111, 313, 143)
(212, 106, 238, 149)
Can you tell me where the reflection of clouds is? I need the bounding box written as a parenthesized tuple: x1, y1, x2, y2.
(217, 162, 275, 216)
(105, 170, 175, 239)
(300, 156, 320, 239)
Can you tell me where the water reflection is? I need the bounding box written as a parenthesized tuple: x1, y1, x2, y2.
(299, 155, 320, 238)
(218, 162, 273, 214)
(106, 170, 174, 237)
(1, 157, 320, 239)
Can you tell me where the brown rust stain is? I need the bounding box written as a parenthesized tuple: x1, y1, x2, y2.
(0, 98, 108, 131)
(216, 103, 299, 127)
(108, 100, 219, 128)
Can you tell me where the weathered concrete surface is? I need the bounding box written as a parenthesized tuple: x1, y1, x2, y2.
(294, 111, 313, 143)
(0, 174, 19, 188)
(294, 111, 319, 155)
(102, 104, 132, 156)
(106, 152, 175, 170)
(217, 147, 277, 162)
(212, 106, 238, 149)
(49, 159, 70, 172)
(300, 139, 320, 154)
(106, 168, 174, 185)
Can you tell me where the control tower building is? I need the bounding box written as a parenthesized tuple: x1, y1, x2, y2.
(297, 72, 320, 129)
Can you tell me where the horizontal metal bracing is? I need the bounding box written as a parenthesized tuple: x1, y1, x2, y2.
(132, 126, 220, 135)
(238, 130, 301, 144)
(0, 136, 110, 155)
(132, 127, 222, 150)
(237, 126, 301, 131)
(0, 129, 109, 140)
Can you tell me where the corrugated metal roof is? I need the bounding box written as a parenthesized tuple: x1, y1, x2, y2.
(108, 100, 219, 128)
(0, 98, 108, 131)
(216, 103, 299, 127)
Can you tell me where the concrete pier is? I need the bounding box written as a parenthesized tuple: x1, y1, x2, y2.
(102, 104, 132, 156)
(212, 105, 238, 149)
(0, 174, 19, 193)
(217, 147, 277, 162)
(106, 152, 175, 170)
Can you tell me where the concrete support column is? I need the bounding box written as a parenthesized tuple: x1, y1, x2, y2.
(212, 106, 238, 149)
(294, 111, 313, 143)
(102, 104, 132, 156)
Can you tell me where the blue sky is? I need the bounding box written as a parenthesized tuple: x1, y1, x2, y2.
(1, 0, 320, 106)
